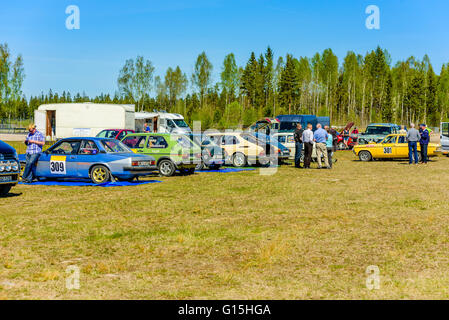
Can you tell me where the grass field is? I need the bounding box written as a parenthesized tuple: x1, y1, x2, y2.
(2, 145, 449, 299)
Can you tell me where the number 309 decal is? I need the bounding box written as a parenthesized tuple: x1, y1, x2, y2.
(50, 156, 67, 175)
(383, 147, 392, 154)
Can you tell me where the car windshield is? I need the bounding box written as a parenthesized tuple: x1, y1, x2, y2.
(97, 130, 120, 138)
(173, 119, 189, 128)
(101, 140, 131, 153)
(365, 126, 392, 135)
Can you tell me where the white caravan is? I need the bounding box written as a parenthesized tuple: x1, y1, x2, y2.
(35, 103, 135, 140)
(135, 111, 191, 134)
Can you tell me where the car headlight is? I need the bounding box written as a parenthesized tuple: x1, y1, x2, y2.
(0, 163, 4, 172)
(5, 161, 11, 172)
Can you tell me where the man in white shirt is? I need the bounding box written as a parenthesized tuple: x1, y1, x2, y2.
(301, 123, 314, 169)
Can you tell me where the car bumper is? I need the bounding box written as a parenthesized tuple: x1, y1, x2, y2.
(204, 158, 225, 166)
(0, 172, 19, 186)
(123, 166, 157, 174)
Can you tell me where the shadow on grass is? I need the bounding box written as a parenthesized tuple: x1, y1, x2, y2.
(0, 192, 22, 198)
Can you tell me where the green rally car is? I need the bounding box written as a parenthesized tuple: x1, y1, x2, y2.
(121, 133, 201, 177)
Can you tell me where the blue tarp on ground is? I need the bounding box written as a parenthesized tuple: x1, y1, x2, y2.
(19, 180, 162, 187)
(198, 168, 256, 173)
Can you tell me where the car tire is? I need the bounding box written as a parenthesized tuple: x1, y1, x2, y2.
(90, 165, 111, 184)
(417, 152, 422, 163)
(158, 159, 176, 177)
(359, 151, 373, 162)
(232, 152, 247, 167)
(0, 185, 11, 196)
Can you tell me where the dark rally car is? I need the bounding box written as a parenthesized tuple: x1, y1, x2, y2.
(0, 140, 20, 196)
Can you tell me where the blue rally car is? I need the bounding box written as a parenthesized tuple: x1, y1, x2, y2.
(19, 137, 157, 184)
(0, 140, 20, 195)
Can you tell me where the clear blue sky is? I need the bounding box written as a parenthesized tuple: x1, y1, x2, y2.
(2, 0, 449, 98)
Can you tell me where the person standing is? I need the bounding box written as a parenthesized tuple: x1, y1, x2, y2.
(302, 123, 314, 169)
(406, 123, 420, 165)
(325, 126, 334, 168)
(293, 123, 304, 168)
(399, 125, 407, 134)
(314, 124, 330, 169)
(419, 124, 430, 164)
(22, 124, 45, 183)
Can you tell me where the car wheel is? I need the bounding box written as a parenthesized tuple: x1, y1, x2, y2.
(232, 152, 247, 167)
(417, 152, 422, 163)
(196, 162, 205, 171)
(0, 185, 11, 196)
(359, 151, 373, 162)
(158, 159, 176, 177)
(90, 165, 111, 184)
(337, 142, 346, 150)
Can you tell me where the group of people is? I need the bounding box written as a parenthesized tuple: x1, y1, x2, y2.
(406, 123, 431, 164)
(293, 123, 337, 169)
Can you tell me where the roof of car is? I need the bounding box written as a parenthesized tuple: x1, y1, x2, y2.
(368, 123, 398, 126)
(62, 137, 118, 141)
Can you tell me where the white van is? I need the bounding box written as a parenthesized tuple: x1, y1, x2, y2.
(135, 111, 192, 134)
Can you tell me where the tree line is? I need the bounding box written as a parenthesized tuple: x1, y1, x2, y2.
(1, 42, 449, 129)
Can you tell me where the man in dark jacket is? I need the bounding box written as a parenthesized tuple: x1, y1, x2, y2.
(419, 124, 430, 164)
(293, 123, 304, 168)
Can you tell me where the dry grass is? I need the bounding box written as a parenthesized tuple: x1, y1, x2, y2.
(1, 146, 449, 299)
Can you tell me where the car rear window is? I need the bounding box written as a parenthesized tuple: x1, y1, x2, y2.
(101, 140, 131, 153)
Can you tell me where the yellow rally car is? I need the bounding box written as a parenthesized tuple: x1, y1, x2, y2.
(353, 134, 439, 162)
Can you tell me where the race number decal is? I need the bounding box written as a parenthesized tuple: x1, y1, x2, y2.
(383, 147, 392, 154)
(50, 156, 67, 175)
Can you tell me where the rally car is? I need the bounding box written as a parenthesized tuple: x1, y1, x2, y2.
(206, 132, 277, 167)
(122, 133, 201, 176)
(353, 134, 439, 162)
(19, 137, 156, 184)
(0, 140, 20, 195)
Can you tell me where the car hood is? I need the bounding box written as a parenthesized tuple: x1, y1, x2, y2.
(0, 140, 16, 155)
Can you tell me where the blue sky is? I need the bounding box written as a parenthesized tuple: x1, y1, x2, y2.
(2, 0, 449, 98)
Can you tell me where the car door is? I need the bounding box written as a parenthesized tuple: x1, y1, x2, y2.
(75, 139, 101, 177)
(441, 122, 449, 152)
(38, 140, 81, 177)
(378, 135, 397, 158)
(147, 135, 169, 158)
(395, 135, 408, 158)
